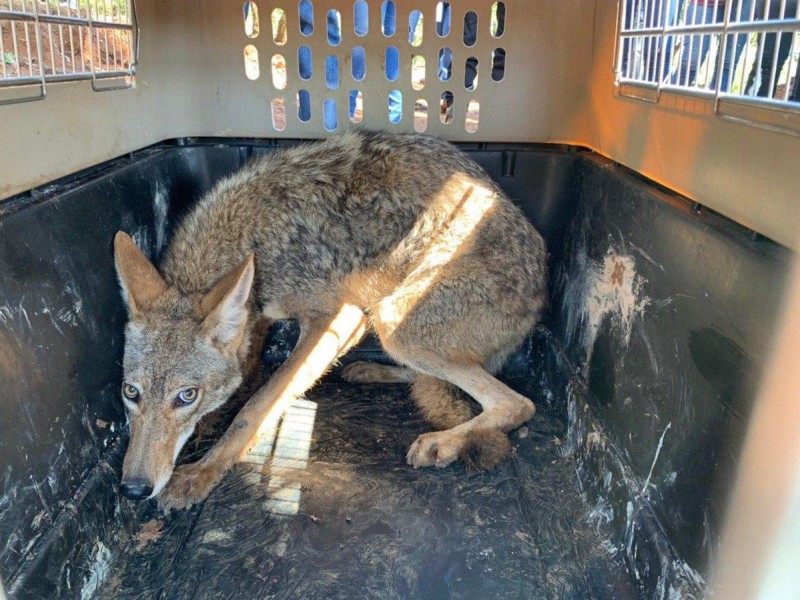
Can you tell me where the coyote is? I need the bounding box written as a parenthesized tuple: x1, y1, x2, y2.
(114, 132, 547, 509)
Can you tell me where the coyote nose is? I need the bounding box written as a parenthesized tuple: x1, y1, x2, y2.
(120, 478, 154, 500)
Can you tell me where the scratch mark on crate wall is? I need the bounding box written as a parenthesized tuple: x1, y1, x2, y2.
(153, 181, 169, 257)
(642, 422, 672, 496)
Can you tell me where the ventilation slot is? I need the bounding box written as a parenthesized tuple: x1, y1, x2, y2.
(385, 47, 399, 81)
(465, 57, 478, 91)
(463, 11, 477, 47)
(352, 46, 366, 81)
(325, 55, 339, 89)
(298, 0, 313, 35)
(298, 46, 312, 80)
(389, 90, 402, 124)
(244, 45, 260, 80)
(272, 54, 287, 89)
(492, 48, 505, 82)
(439, 48, 452, 81)
(381, 0, 396, 36)
(465, 100, 479, 133)
(354, 0, 368, 36)
(327, 9, 341, 45)
(244, 2, 260, 38)
(436, 2, 450, 37)
(350, 90, 363, 123)
(324, 98, 337, 131)
(409, 11, 423, 47)
(490, 2, 505, 38)
(272, 8, 287, 45)
(412, 55, 425, 91)
(272, 98, 287, 131)
(440, 91, 453, 124)
(297, 89, 312, 122)
(414, 99, 428, 132)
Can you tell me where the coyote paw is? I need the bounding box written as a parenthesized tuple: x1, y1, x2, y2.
(406, 430, 464, 469)
(157, 460, 228, 511)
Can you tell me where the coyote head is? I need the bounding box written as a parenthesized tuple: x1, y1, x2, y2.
(113, 232, 254, 500)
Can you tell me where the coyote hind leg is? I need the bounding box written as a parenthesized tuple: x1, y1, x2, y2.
(412, 375, 474, 430)
(341, 363, 475, 431)
(341, 361, 416, 383)
(403, 357, 534, 469)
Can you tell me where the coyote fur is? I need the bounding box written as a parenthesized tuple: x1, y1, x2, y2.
(114, 132, 548, 509)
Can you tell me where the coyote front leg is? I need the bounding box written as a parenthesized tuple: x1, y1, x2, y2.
(159, 304, 367, 510)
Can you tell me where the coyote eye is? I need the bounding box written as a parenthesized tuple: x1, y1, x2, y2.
(122, 383, 140, 402)
(176, 387, 200, 406)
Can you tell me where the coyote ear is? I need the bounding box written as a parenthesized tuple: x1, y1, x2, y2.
(114, 232, 168, 317)
(201, 255, 255, 347)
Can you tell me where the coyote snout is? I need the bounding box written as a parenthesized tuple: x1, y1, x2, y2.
(114, 233, 256, 501)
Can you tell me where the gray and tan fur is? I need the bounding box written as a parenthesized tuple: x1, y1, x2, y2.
(114, 132, 548, 510)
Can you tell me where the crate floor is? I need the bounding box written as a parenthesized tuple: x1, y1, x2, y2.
(98, 381, 636, 600)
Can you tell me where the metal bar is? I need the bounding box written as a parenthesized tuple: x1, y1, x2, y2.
(67, 23, 75, 76)
(619, 75, 800, 109)
(720, 88, 800, 111)
(621, 77, 718, 98)
(752, 30, 767, 95)
(725, 0, 743, 93)
(0, 11, 134, 32)
(620, 19, 800, 36)
(23, 17, 31, 77)
(657, 0, 670, 91)
(612, 0, 623, 75)
(101, 0, 109, 71)
(620, 78, 659, 90)
(712, 0, 733, 110)
(0, 68, 132, 87)
(684, 3, 697, 87)
(130, 0, 139, 72)
(112, 26, 118, 71)
(10, 10, 20, 78)
(46, 22, 54, 76)
(0, 19, 7, 79)
(767, 31, 781, 97)
(94, 26, 100, 69)
(78, 21, 85, 73)
(103, 28, 110, 73)
(55, 0, 65, 76)
(87, 0, 95, 75)
(32, 0, 44, 92)
(778, 30, 798, 101)
(58, 23, 66, 75)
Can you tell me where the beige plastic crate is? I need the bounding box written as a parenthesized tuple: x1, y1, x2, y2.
(0, 0, 799, 249)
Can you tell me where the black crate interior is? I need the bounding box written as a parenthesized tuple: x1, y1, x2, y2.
(1, 0, 799, 598)
(0, 140, 791, 599)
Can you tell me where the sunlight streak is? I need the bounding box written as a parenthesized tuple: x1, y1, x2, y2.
(378, 180, 498, 338)
(243, 399, 318, 516)
(235, 304, 365, 515)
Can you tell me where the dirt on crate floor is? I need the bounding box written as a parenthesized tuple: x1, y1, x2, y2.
(98, 379, 638, 600)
